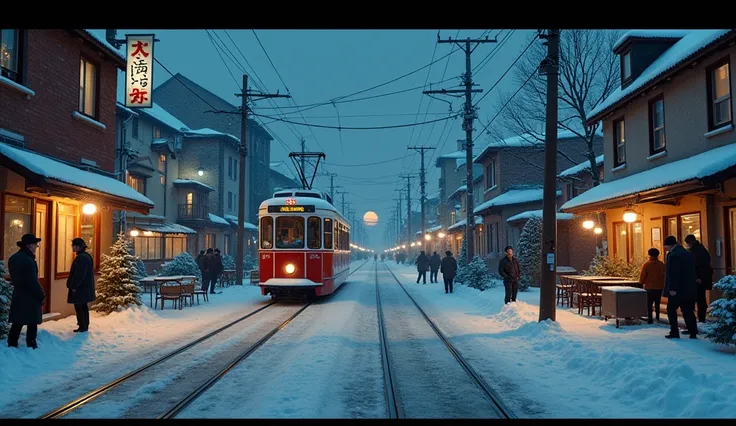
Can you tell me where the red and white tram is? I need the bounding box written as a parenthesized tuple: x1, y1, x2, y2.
(257, 189, 351, 300)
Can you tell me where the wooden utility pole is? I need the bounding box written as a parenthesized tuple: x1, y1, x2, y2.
(538, 29, 560, 322)
(399, 174, 417, 245)
(234, 74, 290, 287)
(408, 146, 435, 251)
(425, 34, 496, 264)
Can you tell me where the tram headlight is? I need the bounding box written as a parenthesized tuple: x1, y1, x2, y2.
(285, 263, 296, 275)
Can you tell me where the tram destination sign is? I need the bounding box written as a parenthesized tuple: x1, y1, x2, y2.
(268, 205, 316, 213)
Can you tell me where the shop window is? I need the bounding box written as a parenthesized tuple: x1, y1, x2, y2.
(134, 235, 162, 260)
(613, 221, 644, 263)
(308, 216, 321, 249)
(3, 195, 31, 260)
(165, 235, 187, 260)
(56, 203, 78, 274)
(665, 212, 701, 243)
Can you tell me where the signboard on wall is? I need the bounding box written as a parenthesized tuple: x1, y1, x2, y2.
(125, 34, 155, 108)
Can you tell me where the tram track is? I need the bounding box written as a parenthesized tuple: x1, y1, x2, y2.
(374, 264, 404, 419)
(41, 259, 370, 419)
(379, 263, 516, 419)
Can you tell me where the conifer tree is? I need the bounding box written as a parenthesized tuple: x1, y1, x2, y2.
(0, 261, 12, 339)
(704, 275, 736, 346)
(517, 215, 543, 290)
(160, 252, 201, 279)
(94, 233, 143, 315)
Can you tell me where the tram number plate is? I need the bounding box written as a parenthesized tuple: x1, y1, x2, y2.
(268, 205, 316, 213)
(309, 254, 321, 260)
(262, 254, 271, 260)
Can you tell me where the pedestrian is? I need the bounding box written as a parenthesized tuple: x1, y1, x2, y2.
(684, 234, 713, 323)
(374, 253, 378, 262)
(639, 247, 665, 324)
(7, 234, 45, 349)
(663, 235, 699, 339)
(498, 246, 521, 304)
(429, 251, 441, 283)
(197, 250, 210, 293)
(415, 250, 430, 284)
(67, 238, 95, 333)
(440, 251, 457, 293)
(209, 249, 223, 294)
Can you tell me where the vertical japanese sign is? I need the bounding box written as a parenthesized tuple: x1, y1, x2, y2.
(125, 34, 154, 108)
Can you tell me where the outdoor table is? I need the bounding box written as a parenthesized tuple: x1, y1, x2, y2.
(600, 286, 648, 328)
(139, 277, 159, 307)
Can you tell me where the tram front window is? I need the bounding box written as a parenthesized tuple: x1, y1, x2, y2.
(276, 216, 305, 249)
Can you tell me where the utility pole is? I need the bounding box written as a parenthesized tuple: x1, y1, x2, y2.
(234, 74, 290, 287)
(408, 146, 435, 250)
(425, 34, 496, 264)
(335, 190, 347, 215)
(538, 29, 560, 322)
(400, 174, 417, 246)
(300, 138, 306, 175)
(394, 190, 404, 243)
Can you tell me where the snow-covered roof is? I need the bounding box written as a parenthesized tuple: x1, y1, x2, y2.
(209, 213, 230, 226)
(138, 102, 190, 133)
(172, 179, 215, 192)
(588, 30, 733, 122)
(184, 128, 240, 144)
(0, 142, 153, 207)
(136, 222, 197, 235)
(80, 30, 126, 63)
(559, 155, 604, 178)
(116, 102, 139, 117)
(449, 184, 467, 199)
(561, 143, 736, 212)
(474, 129, 602, 163)
(506, 210, 575, 223)
(416, 225, 444, 236)
(447, 216, 483, 231)
(474, 187, 561, 214)
(612, 30, 692, 52)
(436, 147, 483, 166)
(224, 214, 258, 230)
(427, 191, 440, 201)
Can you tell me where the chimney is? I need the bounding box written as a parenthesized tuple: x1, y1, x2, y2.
(456, 139, 464, 151)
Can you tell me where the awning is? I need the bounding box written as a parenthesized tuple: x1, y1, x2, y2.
(447, 216, 483, 232)
(135, 222, 196, 235)
(0, 142, 153, 213)
(173, 179, 214, 192)
(560, 142, 736, 213)
(507, 210, 574, 223)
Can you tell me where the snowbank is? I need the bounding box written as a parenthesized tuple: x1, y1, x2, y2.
(387, 263, 736, 418)
(0, 285, 268, 416)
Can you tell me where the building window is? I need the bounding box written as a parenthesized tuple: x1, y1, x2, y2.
(79, 57, 97, 119)
(228, 157, 235, 180)
(80, 212, 97, 268)
(132, 117, 139, 139)
(3, 195, 31, 260)
(205, 233, 216, 250)
(613, 221, 643, 263)
(158, 154, 166, 185)
(324, 218, 333, 249)
(613, 118, 626, 167)
(665, 212, 701, 244)
(186, 192, 193, 205)
(308, 216, 321, 249)
(261, 216, 273, 249)
(707, 58, 732, 130)
(164, 235, 187, 260)
(153, 125, 161, 139)
(486, 158, 496, 189)
(228, 191, 233, 210)
(127, 174, 146, 195)
(0, 29, 22, 83)
(649, 95, 666, 154)
(133, 235, 162, 260)
(224, 234, 231, 256)
(56, 203, 78, 275)
(621, 51, 632, 83)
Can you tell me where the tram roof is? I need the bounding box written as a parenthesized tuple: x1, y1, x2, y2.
(258, 189, 346, 222)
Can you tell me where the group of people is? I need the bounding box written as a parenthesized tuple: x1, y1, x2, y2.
(639, 234, 712, 339)
(413, 250, 459, 294)
(195, 248, 224, 294)
(7, 233, 95, 349)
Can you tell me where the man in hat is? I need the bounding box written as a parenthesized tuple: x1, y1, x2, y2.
(440, 250, 458, 293)
(662, 235, 698, 339)
(67, 238, 95, 332)
(7, 234, 45, 349)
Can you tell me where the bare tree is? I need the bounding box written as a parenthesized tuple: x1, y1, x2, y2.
(492, 29, 622, 187)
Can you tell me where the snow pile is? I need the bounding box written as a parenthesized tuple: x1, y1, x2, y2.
(388, 263, 736, 418)
(0, 142, 154, 207)
(562, 143, 736, 211)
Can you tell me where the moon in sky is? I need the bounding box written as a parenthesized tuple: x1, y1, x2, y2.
(363, 211, 378, 226)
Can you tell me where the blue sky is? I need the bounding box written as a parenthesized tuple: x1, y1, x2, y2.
(93, 29, 535, 249)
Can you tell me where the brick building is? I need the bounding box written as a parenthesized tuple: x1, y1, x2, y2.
(0, 29, 153, 319)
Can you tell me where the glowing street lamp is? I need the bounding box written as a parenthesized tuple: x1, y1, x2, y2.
(82, 203, 97, 215)
(410, 242, 416, 247)
(594, 227, 603, 235)
(623, 208, 637, 223)
(438, 232, 446, 239)
(582, 220, 595, 230)
(425, 234, 431, 241)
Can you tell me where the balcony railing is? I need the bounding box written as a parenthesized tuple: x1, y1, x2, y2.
(178, 204, 209, 221)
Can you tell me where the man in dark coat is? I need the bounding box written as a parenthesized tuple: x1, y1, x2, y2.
(685, 234, 713, 323)
(7, 234, 45, 349)
(663, 235, 699, 339)
(429, 251, 442, 283)
(67, 238, 95, 332)
(415, 251, 430, 284)
(498, 246, 522, 304)
(440, 251, 457, 293)
(198, 249, 211, 293)
(209, 249, 223, 294)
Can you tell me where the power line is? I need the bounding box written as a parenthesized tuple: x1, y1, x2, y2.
(471, 34, 537, 108)
(251, 30, 290, 94)
(153, 57, 222, 114)
(249, 111, 461, 130)
(324, 154, 414, 167)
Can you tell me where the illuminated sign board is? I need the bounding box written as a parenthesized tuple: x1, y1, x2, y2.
(268, 205, 316, 213)
(125, 34, 155, 108)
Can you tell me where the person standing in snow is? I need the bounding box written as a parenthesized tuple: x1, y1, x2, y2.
(440, 251, 457, 293)
(415, 250, 430, 284)
(209, 249, 223, 293)
(639, 247, 665, 324)
(7, 234, 44, 349)
(684, 234, 713, 323)
(663, 235, 698, 339)
(498, 246, 521, 304)
(429, 251, 442, 283)
(67, 238, 95, 333)
(199, 249, 211, 293)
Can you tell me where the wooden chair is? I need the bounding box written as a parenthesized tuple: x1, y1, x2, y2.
(193, 278, 209, 304)
(180, 281, 195, 307)
(578, 281, 602, 316)
(556, 276, 572, 307)
(156, 282, 182, 310)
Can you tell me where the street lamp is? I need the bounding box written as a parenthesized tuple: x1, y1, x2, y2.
(582, 220, 595, 230)
(623, 208, 637, 223)
(438, 232, 446, 239)
(425, 234, 431, 241)
(197, 167, 205, 177)
(410, 242, 416, 247)
(82, 203, 97, 215)
(129, 229, 140, 237)
(594, 227, 603, 235)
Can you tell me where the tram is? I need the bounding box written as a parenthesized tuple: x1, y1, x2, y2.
(257, 188, 351, 300)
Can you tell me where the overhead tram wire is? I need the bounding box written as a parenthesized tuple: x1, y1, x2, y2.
(247, 112, 461, 130)
(471, 34, 537, 109)
(324, 154, 414, 168)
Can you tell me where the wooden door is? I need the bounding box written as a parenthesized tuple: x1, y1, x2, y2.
(35, 200, 51, 314)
